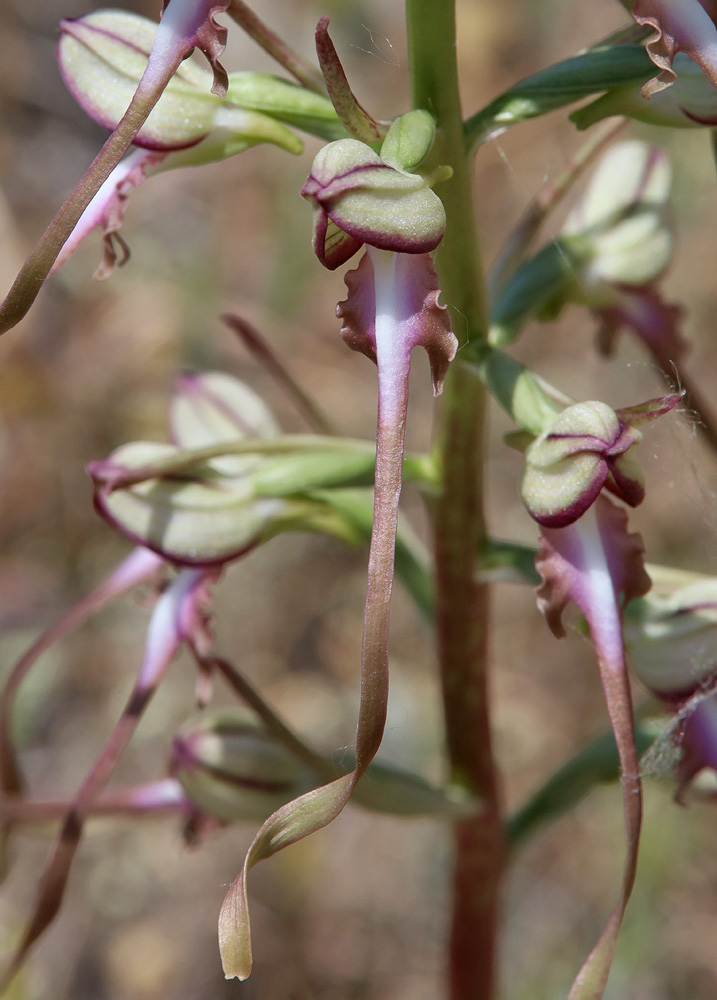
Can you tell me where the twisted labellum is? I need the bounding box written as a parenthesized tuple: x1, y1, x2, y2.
(218, 244, 456, 978)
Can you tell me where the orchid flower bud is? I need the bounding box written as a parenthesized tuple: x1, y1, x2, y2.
(301, 134, 447, 269)
(561, 141, 672, 289)
(55, 12, 303, 277)
(88, 372, 376, 563)
(561, 141, 684, 365)
(490, 141, 684, 368)
(57, 10, 300, 154)
(59, 11, 222, 150)
(171, 713, 314, 823)
(520, 393, 682, 528)
(520, 401, 644, 528)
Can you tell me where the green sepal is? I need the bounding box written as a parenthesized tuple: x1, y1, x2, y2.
(226, 72, 348, 142)
(478, 350, 569, 435)
(166, 108, 303, 163)
(380, 109, 436, 171)
(312, 487, 435, 622)
(464, 45, 655, 150)
(352, 759, 477, 818)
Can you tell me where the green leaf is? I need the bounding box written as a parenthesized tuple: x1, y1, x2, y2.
(313, 487, 435, 622)
(464, 46, 655, 150)
(488, 240, 586, 348)
(507, 722, 657, 851)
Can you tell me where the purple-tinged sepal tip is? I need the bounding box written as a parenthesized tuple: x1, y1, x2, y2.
(314, 16, 388, 144)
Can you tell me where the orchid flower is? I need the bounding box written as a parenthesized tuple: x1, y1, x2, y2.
(623, 0, 717, 94)
(0, 0, 235, 334)
(520, 391, 680, 999)
(51, 10, 350, 278)
(559, 141, 685, 368)
(490, 141, 687, 375)
(215, 83, 456, 972)
(0, 562, 217, 988)
(625, 577, 717, 796)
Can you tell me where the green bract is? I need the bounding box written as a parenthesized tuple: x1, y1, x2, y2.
(572, 51, 717, 129)
(225, 72, 346, 142)
(464, 44, 655, 149)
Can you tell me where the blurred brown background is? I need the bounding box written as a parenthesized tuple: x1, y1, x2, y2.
(3, 0, 717, 997)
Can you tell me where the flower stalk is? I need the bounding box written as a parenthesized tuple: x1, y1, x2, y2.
(406, 3, 502, 1000)
(1, 568, 213, 988)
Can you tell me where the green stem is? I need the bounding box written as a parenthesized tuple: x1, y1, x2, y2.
(406, 5, 504, 1000)
(227, 0, 326, 94)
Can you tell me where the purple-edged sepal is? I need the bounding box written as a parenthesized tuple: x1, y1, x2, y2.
(89, 372, 379, 564)
(58, 12, 303, 154)
(520, 401, 645, 528)
(301, 137, 447, 269)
